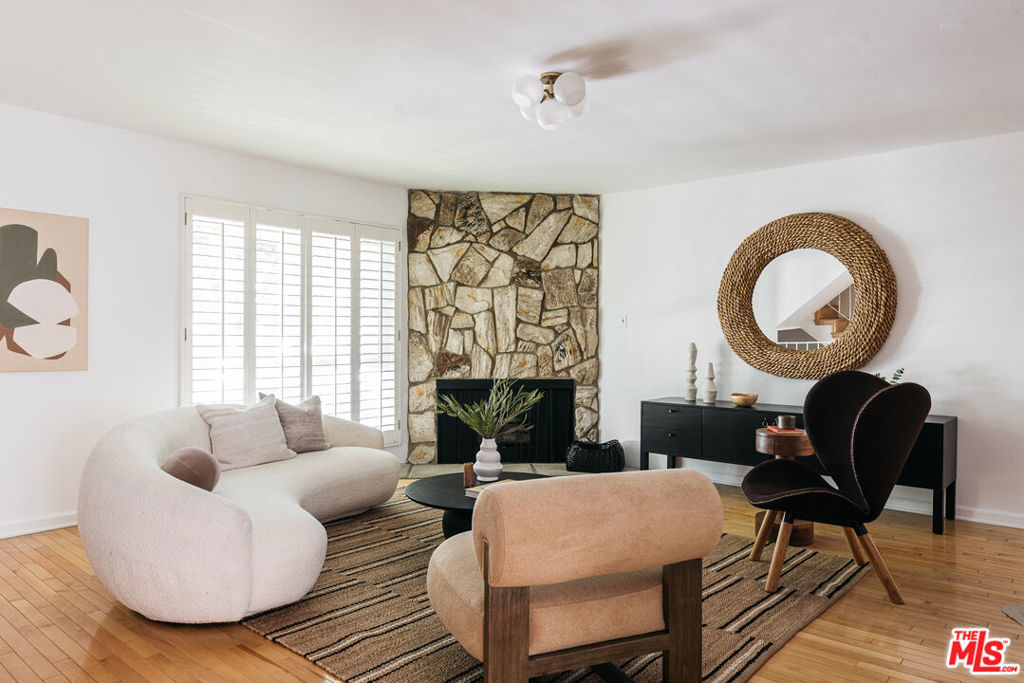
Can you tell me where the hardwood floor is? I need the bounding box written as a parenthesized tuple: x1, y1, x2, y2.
(0, 483, 1020, 682)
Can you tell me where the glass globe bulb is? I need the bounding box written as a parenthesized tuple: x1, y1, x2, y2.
(535, 98, 568, 130)
(512, 74, 544, 108)
(553, 71, 586, 106)
(567, 95, 589, 119)
(519, 103, 536, 121)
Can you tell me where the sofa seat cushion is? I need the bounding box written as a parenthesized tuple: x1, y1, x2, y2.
(215, 446, 401, 522)
(427, 532, 665, 661)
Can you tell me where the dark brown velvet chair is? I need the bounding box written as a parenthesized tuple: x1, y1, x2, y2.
(741, 370, 931, 604)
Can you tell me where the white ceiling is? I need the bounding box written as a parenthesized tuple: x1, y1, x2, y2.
(2, 0, 1023, 193)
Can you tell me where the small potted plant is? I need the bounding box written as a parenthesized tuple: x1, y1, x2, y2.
(435, 378, 544, 481)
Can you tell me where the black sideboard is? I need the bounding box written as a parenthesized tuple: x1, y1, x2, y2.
(639, 397, 957, 534)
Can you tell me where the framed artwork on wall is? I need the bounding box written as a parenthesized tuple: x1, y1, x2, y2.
(0, 207, 88, 372)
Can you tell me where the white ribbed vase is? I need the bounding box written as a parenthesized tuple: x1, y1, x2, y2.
(473, 438, 503, 482)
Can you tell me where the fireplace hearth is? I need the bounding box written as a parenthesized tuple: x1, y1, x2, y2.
(436, 379, 575, 464)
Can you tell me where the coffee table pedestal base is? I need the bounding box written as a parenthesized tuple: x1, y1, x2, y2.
(442, 509, 473, 538)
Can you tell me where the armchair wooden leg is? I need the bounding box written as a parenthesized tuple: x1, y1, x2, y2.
(663, 558, 702, 683)
(765, 512, 793, 593)
(483, 543, 530, 682)
(854, 525, 904, 605)
(843, 527, 869, 566)
(750, 510, 778, 561)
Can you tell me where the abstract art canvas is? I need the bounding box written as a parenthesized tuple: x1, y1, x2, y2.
(0, 208, 88, 371)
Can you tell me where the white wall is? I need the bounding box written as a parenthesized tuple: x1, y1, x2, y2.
(0, 103, 408, 538)
(600, 130, 1024, 529)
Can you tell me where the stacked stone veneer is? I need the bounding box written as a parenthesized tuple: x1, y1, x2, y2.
(406, 190, 600, 464)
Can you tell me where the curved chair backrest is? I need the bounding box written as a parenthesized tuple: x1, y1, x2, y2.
(852, 382, 931, 520)
(804, 371, 890, 510)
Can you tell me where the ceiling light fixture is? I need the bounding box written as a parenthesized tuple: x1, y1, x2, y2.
(513, 71, 588, 130)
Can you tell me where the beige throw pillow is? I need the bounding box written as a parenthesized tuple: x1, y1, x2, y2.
(258, 393, 332, 453)
(161, 447, 220, 491)
(197, 394, 296, 471)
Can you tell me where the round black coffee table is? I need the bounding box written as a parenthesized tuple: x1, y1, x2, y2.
(404, 472, 547, 538)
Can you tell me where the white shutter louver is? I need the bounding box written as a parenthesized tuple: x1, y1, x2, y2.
(253, 211, 303, 403)
(357, 231, 398, 437)
(309, 221, 354, 420)
(187, 202, 246, 404)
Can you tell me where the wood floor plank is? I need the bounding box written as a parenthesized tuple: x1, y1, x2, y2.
(50, 657, 95, 683)
(0, 483, 1019, 682)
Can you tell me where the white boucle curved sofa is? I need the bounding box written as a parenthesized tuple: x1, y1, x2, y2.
(78, 406, 400, 624)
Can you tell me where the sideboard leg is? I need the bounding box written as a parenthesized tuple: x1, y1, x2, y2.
(640, 451, 650, 471)
(932, 487, 944, 535)
(945, 481, 956, 521)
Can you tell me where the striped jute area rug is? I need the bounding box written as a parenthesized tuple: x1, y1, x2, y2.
(243, 497, 868, 683)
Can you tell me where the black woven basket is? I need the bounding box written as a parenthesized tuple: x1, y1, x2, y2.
(565, 439, 625, 473)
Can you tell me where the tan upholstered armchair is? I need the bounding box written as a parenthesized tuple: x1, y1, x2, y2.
(426, 469, 723, 682)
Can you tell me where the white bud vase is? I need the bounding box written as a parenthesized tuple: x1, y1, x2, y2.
(473, 437, 503, 482)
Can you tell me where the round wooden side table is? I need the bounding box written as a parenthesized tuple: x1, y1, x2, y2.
(752, 428, 815, 549)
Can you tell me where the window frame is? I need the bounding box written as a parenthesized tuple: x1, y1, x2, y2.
(179, 194, 406, 446)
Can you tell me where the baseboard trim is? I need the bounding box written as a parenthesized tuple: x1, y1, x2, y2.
(0, 511, 77, 540)
(954, 505, 1024, 530)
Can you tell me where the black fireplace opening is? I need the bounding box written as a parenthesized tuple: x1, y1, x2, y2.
(436, 379, 575, 464)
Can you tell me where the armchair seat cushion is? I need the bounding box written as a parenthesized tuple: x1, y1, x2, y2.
(427, 532, 665, 661)
(741, 458, 866, 527)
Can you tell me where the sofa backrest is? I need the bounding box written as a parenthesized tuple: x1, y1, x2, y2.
(90, 406, 212, 469)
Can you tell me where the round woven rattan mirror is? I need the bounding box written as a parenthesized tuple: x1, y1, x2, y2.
(717, 212, 896, 379)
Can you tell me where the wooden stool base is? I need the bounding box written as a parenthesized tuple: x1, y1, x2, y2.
(755, 510, 814, 546)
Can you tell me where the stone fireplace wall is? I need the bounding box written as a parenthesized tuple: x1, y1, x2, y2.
(406, 190, 600, 463)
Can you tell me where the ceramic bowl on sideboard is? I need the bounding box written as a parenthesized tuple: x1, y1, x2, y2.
(730, 393, 758, 407)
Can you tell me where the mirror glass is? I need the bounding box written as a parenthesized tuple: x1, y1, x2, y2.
(752, 249, 855, 350)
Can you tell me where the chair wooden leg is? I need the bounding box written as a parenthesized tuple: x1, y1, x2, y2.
(750, 510, 778, 561)
(483, 543, 530, 682)
(765, 512, 793, 593)
(663, 558, 702, 683)
(854, 525, 904, 605)
(843, 527, 869, 566)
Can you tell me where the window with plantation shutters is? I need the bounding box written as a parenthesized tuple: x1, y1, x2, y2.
(182, 197, 403, 446)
